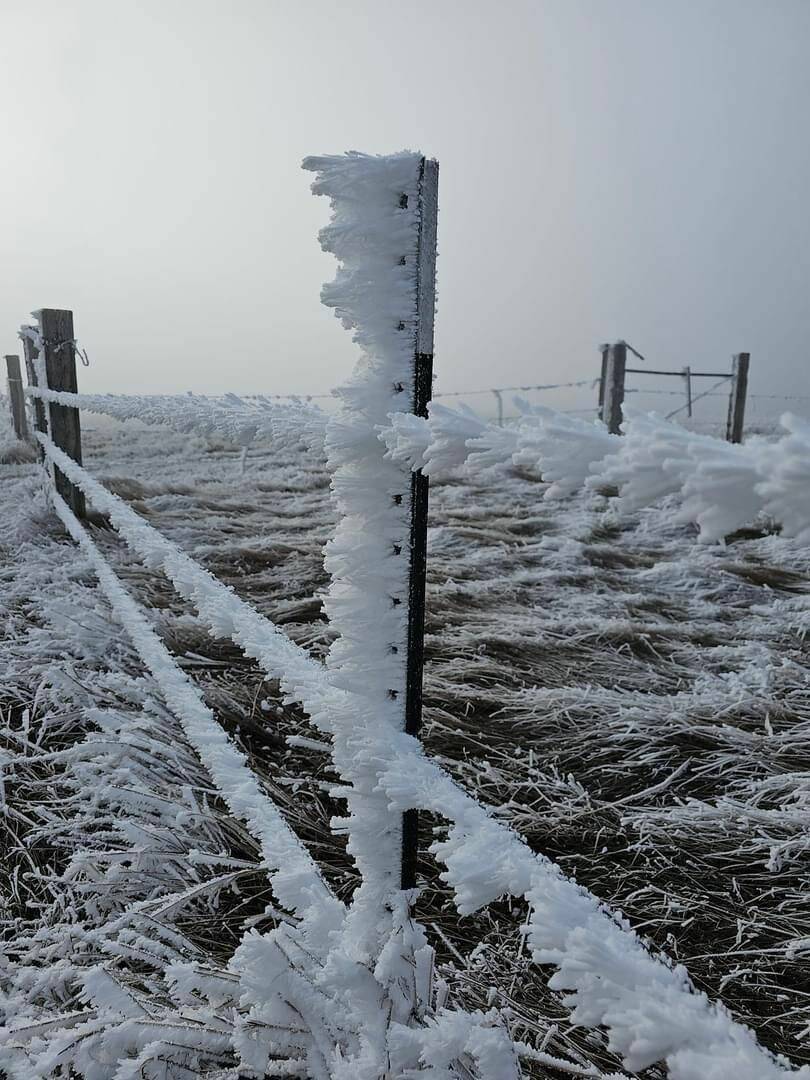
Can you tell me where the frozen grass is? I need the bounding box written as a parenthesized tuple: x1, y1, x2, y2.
(2, 417, 810, 1076)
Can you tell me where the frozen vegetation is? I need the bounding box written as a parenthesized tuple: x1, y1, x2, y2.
(4, 405, 810, 1078)
(379, 401, 810, 543)
(1, 153, 809, 1078)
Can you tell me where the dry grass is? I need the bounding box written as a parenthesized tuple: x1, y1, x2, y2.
(0, 440, 37, 465)
(2, 423, 810, 1076)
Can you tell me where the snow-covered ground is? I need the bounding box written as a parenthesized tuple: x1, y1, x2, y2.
(2, 409, 810, 1077)
(2, 150, 808, 1079)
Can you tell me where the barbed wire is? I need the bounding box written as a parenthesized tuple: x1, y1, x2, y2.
(20, 373, 810, 410)
(241, 383, 810, 405)
(236, 391, 334, 401)
(627, 387, 810, 402)
(665, 376, 732, 421)
(749, 392, 810, 401)
(433, 378, 595, 399)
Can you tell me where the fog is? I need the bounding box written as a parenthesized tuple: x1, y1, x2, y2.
(2, 0, 808, 421)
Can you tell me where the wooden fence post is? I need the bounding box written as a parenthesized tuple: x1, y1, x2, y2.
(4, 355, 30, 442)
(492, 388, 504, 427)
(683, 366, 693, 419)
(401, 157, 439, 893)
(22, 329, 47, 461)
(598, 343, 609, 421)
(36, 309, 86, 518)
(726, 352, 749, 444)
(603, 341, 627, 435)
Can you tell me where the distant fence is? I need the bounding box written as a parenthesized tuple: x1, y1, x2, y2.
(434, 377, 596, 426)
(11, 340, 792, 447)
(2, 151, 804, 1078)
(598, 340, 749, 442)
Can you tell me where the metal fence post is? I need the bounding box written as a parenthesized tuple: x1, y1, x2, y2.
(603, 342, 627, 435)
(401, 157, 439, 892)
(4, 355, 30, 442)
(725, 353, 749, 444)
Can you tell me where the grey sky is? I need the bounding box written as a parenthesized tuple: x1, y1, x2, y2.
(2, 0, 808, 421)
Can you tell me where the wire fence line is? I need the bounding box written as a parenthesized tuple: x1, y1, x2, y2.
(17, 379, 810, 455)
(24, 375, 802, 1080)
(19, 378, 810, 428)
(20, 374, 742, 458)
(4, 151, 808, 1077)
(7, 344, 804, 1076)
(627, 387, 810, 402)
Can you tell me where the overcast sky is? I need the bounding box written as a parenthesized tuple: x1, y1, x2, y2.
(1, 0, 808, 421)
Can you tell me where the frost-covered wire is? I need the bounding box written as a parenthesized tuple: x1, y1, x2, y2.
(47, 487, 342, 934)
(379, 399, 618, 495)
(380, 400, 810, 542)
(38, 432, 335, 714)
(27, 386, 328, 450)
(37, 359, 802, 1078)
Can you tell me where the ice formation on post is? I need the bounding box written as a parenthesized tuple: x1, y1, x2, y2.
(302, 151, 438, 950)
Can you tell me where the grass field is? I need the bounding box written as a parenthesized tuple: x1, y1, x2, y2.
(2, 415, 809, 1077)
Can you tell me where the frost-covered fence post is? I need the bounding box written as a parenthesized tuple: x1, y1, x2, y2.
(401, 156, 439, 891)
(4, 354, 29, 441)
(603, 341, 626, 435)
(37, 309, 86, 518)
(303, 151, 440, 929)
(726, 352, 749, 444)
(21, 330, 48, 460)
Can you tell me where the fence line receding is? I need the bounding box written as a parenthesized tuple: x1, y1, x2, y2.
(1, 152, 804, 1080)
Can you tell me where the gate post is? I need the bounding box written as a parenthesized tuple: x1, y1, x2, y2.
(725, 353, 749, 444)
(598, 343, 609, 421)
(603, 342, 627, 435)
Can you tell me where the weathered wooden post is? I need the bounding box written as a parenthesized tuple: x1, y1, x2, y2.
(401, 157, 439, 892)
(21, 330, 47, 457)
(683, 366, 693, 419)
(598, 343, 609, 421)
(34, 309, 86, 518)
(725, 352, 749, 444)
(603, 341, 627, 435)
(4, 355, 30, 441)
(492, 388, 504, 427)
